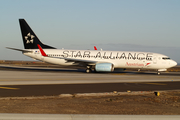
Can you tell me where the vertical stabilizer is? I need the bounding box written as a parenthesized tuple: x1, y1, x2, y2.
(19, 19, 56, 49)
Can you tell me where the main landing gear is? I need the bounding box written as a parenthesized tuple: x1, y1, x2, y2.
(86, 68, 92, 73)
(86, 66, 93, 73)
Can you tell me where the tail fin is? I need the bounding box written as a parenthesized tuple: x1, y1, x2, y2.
(19, 19, 56, 49)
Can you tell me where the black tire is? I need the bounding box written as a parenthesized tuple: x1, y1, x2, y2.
(86, 69, 91, 73)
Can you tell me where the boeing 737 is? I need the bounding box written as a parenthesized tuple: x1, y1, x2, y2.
(7, 19, 177, 74)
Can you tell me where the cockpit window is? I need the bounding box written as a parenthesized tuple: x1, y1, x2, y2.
(162, 57, 171, 60)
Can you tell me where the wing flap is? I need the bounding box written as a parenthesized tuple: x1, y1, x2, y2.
(64, 57, 97, 65)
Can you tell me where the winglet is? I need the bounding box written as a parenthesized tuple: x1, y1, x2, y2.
(37, 44, 48, 57)
(94, 46, 97, 50)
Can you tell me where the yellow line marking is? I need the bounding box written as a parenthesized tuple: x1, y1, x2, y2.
(111, 73, 127, 75)
(138, 83, 166, 85)
(0, 87, 19, 90)
(128, 82, 166, 85)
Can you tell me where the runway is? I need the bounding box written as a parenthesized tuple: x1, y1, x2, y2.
(0, 81, 180, 97)
(0, 67, 180, 97)
(0, 69, 180, 85)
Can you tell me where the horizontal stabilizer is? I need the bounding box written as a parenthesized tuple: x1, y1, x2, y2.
(6, 47, 32, 52)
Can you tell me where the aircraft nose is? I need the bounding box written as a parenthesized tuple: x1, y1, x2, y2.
(171, 60, 177, 67)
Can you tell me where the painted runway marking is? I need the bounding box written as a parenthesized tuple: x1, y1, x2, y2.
(129, 82, 167, 85)
(0, 87, 19, 90)
(137, 83, 167, 85)
(110, 73, 127, 75)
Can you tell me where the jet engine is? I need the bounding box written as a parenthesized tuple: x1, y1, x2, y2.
(95, 63, 114, 72)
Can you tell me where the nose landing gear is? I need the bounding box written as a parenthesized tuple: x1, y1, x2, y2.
(157, 69, 167, 75)
(157, 72, 161, 75)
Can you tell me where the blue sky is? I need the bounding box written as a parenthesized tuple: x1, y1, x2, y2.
(0, 0, 180, 62)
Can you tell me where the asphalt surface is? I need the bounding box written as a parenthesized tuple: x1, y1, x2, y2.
(0, 65, 180, 97)
(0, 81, 180, 97)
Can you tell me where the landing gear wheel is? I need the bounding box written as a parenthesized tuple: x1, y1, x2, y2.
(86, 68, 91, 73)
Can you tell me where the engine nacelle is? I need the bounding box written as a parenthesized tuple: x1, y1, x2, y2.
(95, 63, 114, 72)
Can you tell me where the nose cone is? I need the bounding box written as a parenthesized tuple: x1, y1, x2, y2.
(171, 60, 177, 67)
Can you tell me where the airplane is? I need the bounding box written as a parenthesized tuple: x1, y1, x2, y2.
(7, 19, 177, 74)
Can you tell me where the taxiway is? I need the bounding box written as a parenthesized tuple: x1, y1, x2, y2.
(0, 68, 180, 97)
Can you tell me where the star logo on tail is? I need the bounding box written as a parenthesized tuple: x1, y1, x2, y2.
(25, 33, 35, 44)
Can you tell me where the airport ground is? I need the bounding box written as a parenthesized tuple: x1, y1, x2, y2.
(0, 60, 180, 114)
(0, 91, 179, 115)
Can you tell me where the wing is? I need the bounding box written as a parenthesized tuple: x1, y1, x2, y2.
(63, 57, 98, 65)
(37, 44, 100, 65)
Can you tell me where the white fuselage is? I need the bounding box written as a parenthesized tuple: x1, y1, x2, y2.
(23, 49, 177, 71)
